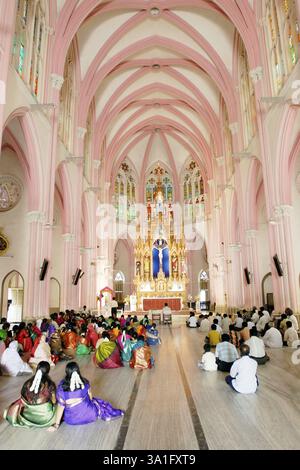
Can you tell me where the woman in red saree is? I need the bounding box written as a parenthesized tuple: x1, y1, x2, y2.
(86, 324, 99, 349)
(62, 326, 78, 358)
(130, 335, 154, 369)
(16, 323, 33, 354)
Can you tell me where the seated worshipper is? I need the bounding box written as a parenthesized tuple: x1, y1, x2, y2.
(186, 312, 198, 328)
(108, 322, 120, 342)
(199, 316, 210, 333)
(76, 333, 91, 356)
(62, 325, 78, 358)
(213, 318, 222, 334)
(120, 315, 126, 329)
(162, 303, 172, 320)
(245, 327, 269, 364)
(279, 313, 288, 335)
(130, 335, 154, 369)
(4, 361, 57, 428)
(225, 344, 258, 394)
(117, 330, 134, 363)
(27, 322, 42, 343)
(234, 312, 243, 331)
(29, 334, 55, 368)
(141, 315, 149, 326)
(256, 312, 269, 334)
(285, 308, 299, 332)
(229, 324, 239, 348)
(239, 322, 250, 345)
(86, 323, 99, 349)
(215, 334, 239, 372)
(49, 362, 124, 430)
(262, 324, 283, 348)
(40, 318, 50, 334)
(206, 324, 221, 347)
(283, 321, 299, 347)
(0, 322, 10, 342)
(251, 309, 259, 324)
(0, 341, 33, 376)
(221, 314, 231, 334)
(94, 331, 123, 369)
(16, 323, 33, 354)
(146, 323, 161, 346)
(198, 344, 217, 371)
(136, 323, 147, 337)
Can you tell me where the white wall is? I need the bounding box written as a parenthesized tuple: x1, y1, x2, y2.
(0, 147, 28, 317)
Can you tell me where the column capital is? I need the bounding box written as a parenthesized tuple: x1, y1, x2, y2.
(77, 127, 87, 140)
(246, 229, 258, 238)
(249, 66, 263, 84)
(50, 73, 64, 91)
(216, 156, 225, 166)
(27, 211, 45, 223)
(273, 205, 293, 218)
(93, 160, 101, 169)
(228, 243, 242, 252)
(62, 233, 75, 242)
(64, 155, 84, 164)
(229, 122, 238, 135)
(207, 179, 214, 187)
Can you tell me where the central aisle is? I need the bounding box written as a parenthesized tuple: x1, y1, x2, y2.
(0, 324, 300, 450)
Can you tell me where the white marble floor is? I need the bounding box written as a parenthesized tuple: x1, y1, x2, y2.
(0, 323, 299, 450)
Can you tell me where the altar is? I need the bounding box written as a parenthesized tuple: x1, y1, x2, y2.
(133, 164, 189, 310)
(143, 297, 181, 311)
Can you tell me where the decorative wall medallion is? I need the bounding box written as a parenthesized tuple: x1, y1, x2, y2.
(0, 230, 9, 256)
(0, 175, 22, 212)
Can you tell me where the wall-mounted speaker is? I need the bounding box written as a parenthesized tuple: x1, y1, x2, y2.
(244, 267, 251, 285)
(39, 259, 49, 281)
(273, 254, 283, 276)
(72, 268, 82, 285)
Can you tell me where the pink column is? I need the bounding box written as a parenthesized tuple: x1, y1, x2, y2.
(245, 230, 262, 307)
(228, 244, 244, 309)
(0, 1, 17, 149)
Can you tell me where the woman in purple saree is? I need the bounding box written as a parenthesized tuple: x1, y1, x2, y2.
(49, 362, 124, 429)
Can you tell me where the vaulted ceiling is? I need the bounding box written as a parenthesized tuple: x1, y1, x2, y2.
(54, 1, 256, 195)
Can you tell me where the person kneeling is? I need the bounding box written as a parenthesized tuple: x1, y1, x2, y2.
(225, 344, 258, 394)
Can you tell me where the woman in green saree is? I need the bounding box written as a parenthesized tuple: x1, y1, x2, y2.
(3, 361, 57, 428)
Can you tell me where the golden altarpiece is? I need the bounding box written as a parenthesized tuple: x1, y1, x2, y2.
(133, 165, 188, 310)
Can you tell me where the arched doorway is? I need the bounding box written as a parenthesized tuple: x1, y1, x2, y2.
(1, 271, 24, 322)
(198, 270, 210, 310)
(262, 273, 274, 309)
(114, 271, 125, 304)
(49, 277, 61, 314)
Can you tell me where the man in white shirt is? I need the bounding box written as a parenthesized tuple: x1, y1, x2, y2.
(110, 297, 118, 316)
(256, 312, 269, 334)
(284, 321, 299, 347)
(285, 308, 299, 332)
(225, 344, 258, 394)
(234, 313, 243, 331)
(213, 318, 222, 334)
(251, 310, 259, 324)
(199, 317, 210, 333)
(221, 314, 231, 334)
(262, 325, 283, 348)
(245, 327, 269, 364)
(198, 344, 217, 371)
(186, 312, 198, 328)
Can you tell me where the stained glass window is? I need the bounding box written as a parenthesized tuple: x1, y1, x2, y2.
(114, 161, 136, 224)
(59, 42, 76, 151)
(182, 160, 205, 221)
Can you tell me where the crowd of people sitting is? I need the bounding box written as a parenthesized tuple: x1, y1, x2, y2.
(196, 306, 299, 394)
(0, 310, 161, 377)
(0, 309, 163, 429)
